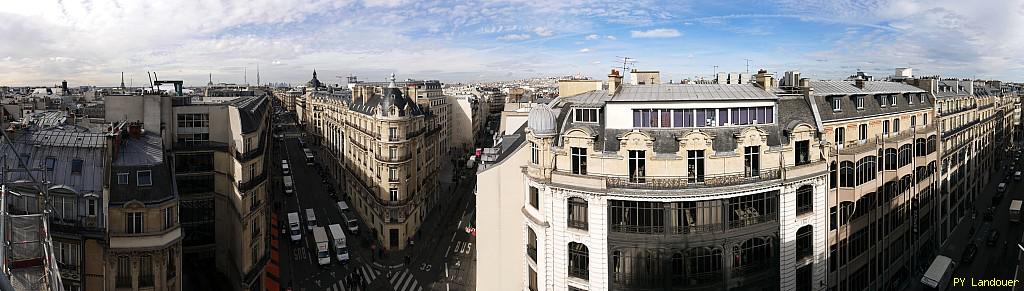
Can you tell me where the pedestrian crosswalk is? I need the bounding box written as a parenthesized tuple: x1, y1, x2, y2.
(323, 264, 378, 291)
(389, 268, 423, 291)
(358, 264, 378, 284)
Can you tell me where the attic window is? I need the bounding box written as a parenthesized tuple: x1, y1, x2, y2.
(574, 108, 599, 123)
(831, 97, 841, 112)
(856, 96, 864, 109)
(71, 159, 83, 173)
(137, 170, 152, 186)
(890, 95, 897, 106)
(43, 157, 56, 171)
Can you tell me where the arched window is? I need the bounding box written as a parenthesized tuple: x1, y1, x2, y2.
(567, 197, 588, 230)
(856, 156, 877, 185)
(926, 135, 937, 154)
(527, 228, 537, 262)
(671, 252, 685, 285)
(687, 247, 723, 285)
(915, 138, 927, 157)
(899, 144, 913, 168)
(796, 226, 813, 261)
(734, 237, 774, 275)
(568, 242, 590, 280)
(916, 166, 928, 182)
(839, 161, 855, 187)
(884, 148, 898, 170)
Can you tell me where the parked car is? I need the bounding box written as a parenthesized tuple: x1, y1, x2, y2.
(984, 207, 995, 221)
(961, 243, 978, 263)
(986, 229, 1001, 246)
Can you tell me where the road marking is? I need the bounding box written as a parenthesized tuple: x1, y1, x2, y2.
(454, 241, 463, 254)
(445, 245, 450, 258)
(463, 242, 473, 254)
(397, 270, 414, 291)
(450, 233, 456, 242)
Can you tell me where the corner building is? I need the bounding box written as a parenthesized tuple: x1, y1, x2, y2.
(307, 74, 445, 250)
(507, 70, 830, 291)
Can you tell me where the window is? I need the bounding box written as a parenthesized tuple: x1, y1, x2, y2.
(116, 256, 131, 287)
(389, 167, 398, 182)
(137, 170, 152, 186)
(568, 242, 590, 280)
(571, 147, 587, 175)
(529, 186, 539, 209)
(839, 161, 854, 187)
(530, 142, 539, 164)
(911, 116, 917, 128)
(832, 97, 841, 111)
(883, 120, 890, 135)
(796, 226, 813, 261)
(127, 212, 144, 234)
(176, 113, 210, 128)
(86, 198, 97, 216)
(567, 197, 588, 230)
(856, 156, 877, 185)
(899, 144, 913, 168)
(795, 140, 810, 166)
(858, 124, 868, 141)
(891, 95, 897, 106)
(71, 159, 83, 173)
(893, 118, 900, 133)
(43, 157, 56, 171)
(389, 188, 399, 201)
(628, 150, 646, 183)
(834, 127, 845, 148)
(856, 96, 864, 109)
(796, 185, 813, 215)
(734, 237, 774, 274)
(54, 241, 80, 268)
(829, 162, 837, 189)
(139, 255, 153, 287)
(687, 150, 705, 182)
(389, 147, 397, 160)
(923, 113, 929, 125)
(389, 127, 398, 141)
(527, 228, 537, 262)
(609, 200, 665, 234)
(915, 138, 927, 156)
(743, 146, 760, 177)
(251, 218, 260, 239)
(574, 108, 598, 123)
(529, 267, 538, 291)
(162, 207, 174, 230)
(884, 148, 898, 170)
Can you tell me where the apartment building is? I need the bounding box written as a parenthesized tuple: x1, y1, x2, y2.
(105, 123, 183, 291)
(801, 77, 938, 291)
(449, 94, 488, 155)
(479, 69, 831, 291)
(306, 74, 444, 250)
(104, 86, 271, 291)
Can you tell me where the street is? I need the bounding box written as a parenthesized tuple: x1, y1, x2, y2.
(271, 105, 479, 291)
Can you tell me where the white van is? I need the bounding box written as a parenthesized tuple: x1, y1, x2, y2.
(328, 224, 349, 264)
(283, 176, 294, 195)
(341, 212, 359, 234)
(1016, 171, 1022, 181)
(287, 212, 302, 242)
(305, 209, 317, 230)
(999, 183, 1007, 192)
(337, 201, 350, 213)
(281, 161, 290, 175)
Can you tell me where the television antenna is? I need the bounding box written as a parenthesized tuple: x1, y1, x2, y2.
(614, 56, 636, 73)
(744, 59, 752, 73)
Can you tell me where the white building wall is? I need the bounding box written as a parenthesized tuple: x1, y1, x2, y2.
(778, 175, 829, 291)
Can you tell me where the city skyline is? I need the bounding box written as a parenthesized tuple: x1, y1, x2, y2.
(3, 0, 1024, 86)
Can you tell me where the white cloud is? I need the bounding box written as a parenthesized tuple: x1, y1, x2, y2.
(592, 61, 601, 64)
(579, 48, 591, 53)
(497, 34, 532, 41)
(533, 27, 554, 37)
(606, 35, 617, 40)
(585, 34, 599, 40)
(630, 28, 681, 38)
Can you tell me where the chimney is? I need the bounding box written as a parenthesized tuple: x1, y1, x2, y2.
(608, 69, 622, 95)
(965, 79, 974, 96)
(798, 78, 810, 88)
(754, 69, 773, 91)
(854, 75, 866, 89)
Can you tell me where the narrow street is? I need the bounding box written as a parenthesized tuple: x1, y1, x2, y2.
(271, 106, 480, 291)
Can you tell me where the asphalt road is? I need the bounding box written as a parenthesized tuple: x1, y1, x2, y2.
(273, 109, 480, 291)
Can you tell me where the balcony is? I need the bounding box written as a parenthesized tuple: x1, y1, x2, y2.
(235, 142, 266, 162)
(604, 168, 780, 190)
(173, 141, 229, 151)
(237, 170, 268, 192)
(940, 104, 977, 117)
(376, 153, 412, 163)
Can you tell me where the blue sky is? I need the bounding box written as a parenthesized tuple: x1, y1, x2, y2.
(1, 0, 1022, 86)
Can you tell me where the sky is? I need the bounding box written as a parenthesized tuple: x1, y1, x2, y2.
(1, 0, 1023, 86)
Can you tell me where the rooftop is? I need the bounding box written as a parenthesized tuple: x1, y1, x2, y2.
(809, 80, 926, 95)
(611, 83, 777, 102)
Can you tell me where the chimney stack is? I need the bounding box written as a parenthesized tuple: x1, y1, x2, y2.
(608, 69, 622, 95)
(854, 75, 866, 89)
(754, 69, 774, 91)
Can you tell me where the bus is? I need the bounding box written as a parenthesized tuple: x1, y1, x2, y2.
(1010, 200, 1022, 222)
(921, 255, 956, 290)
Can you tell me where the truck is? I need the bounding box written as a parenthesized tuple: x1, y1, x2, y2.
(921, 255, 956, 290)
(328, 224, 349, 264)
(283, 176, 294, 195)
(312, 226, 330, 266)
(1010, 200, 1022, 222)
(305, 208, 317, 230)
(287, 212, 302, 242)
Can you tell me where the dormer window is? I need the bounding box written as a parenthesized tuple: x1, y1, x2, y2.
(855, 96, 864, 109)
(890, 95, 897, 106)
(832, 97, 842, 112)
(573, 108, 599, 123)
(137, 170, 152, 186)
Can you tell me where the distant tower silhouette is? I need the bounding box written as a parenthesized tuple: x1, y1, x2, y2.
(120, 72, 126, 88)
(208, 73, 214, 86)
(256, 64, 261, 86)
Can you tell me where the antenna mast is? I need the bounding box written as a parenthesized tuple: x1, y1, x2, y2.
(744, 59, 752, 74)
